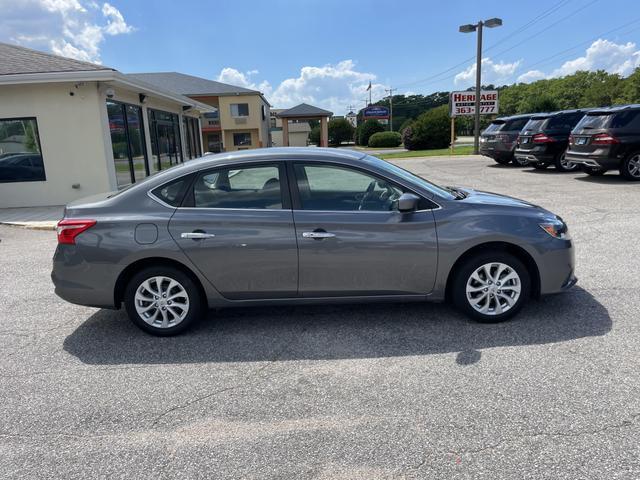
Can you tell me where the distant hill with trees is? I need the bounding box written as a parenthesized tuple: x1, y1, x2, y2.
(362, 68, 640, 136)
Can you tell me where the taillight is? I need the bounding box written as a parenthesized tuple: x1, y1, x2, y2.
(56, 219, 97, 245)
(533, 133, 554, 143)
(591, 133, 619, 145)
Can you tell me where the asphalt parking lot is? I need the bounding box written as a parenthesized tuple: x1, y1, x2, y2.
(1, 155, 639, 479)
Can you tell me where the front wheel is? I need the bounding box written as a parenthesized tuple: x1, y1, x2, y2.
(533, 162, 549, 170)
(452, 252, 531, 323)
(582, 165, 606, 176)
(124, 266, 203, 336)
(512, 156, 529, 167)
(555, 153, 579, 172)
(493, 156, 511, 165)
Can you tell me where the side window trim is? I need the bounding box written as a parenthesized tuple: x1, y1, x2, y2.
(180, 161, 291, 210)
(287, 161, 437, 212)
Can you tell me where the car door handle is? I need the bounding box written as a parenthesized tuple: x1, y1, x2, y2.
(181, 232, 215, 239)
(302, 231, 336, 239)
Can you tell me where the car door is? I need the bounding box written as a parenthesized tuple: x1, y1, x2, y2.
(290, 162, 438, 297)
(168, 162, 298, 300)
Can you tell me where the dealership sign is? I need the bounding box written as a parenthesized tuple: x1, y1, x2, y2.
(450, 90, 499, 117)
(363, 106, 390, 119)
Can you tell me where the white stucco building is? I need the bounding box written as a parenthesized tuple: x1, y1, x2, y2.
(0, 43, 212, 208)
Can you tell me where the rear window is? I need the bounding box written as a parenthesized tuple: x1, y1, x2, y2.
(522, 118, 547, 132)
(574, 113, 611, 130)
(504, 118, 529, 131)
(547, 113, 584, 130)
(483, 122, 504, 133)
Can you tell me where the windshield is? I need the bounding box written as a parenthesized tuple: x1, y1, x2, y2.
(574, 113, 611, 130)
(364, 155, 457, 200)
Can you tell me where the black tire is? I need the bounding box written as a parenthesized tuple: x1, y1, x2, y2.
(512, 156, 529, 167)
(493, 156, 511, 165)
(451, 252, 531, 323)
(620, 152, 640, 181)
(554, 153, 579, 172)
(533, 162, 549, 170)
(124, 266, 204, 336)
(582, 165, 606, 176)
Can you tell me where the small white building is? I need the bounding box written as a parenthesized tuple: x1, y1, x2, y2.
(0, 43, 212, 208)
(269, 109, 312, 147)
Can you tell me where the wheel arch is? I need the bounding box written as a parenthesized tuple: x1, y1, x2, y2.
(114, 257, 209, 309)
(444, 241, 541, 301)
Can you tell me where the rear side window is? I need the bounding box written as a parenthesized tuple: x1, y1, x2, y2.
(504, 118, 528, 131)
(151, 175, 191, 207)
(610, 110, 640, 129)
(192, 165, 283, 209)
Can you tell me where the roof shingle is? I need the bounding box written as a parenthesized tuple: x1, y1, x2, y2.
(276, 103, 333, 118)
(126, 72, 259, 96)
(0, 42, 114, 75)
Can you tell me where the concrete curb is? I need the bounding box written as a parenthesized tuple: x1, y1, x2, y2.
(0, 221, 57, 231)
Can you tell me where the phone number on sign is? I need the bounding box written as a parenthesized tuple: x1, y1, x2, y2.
(454, 105, 497, 115)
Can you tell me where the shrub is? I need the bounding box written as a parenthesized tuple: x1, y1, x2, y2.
(368, 131, 402, 148)
(402, 105, 450, 150)
(328, 118, 355, 146)
(357, 119, 385, 146)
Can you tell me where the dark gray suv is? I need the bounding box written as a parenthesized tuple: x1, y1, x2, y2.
(566, 104, 640, 180)
(480, 114, 532, 166)
(52, 148, 576, 335)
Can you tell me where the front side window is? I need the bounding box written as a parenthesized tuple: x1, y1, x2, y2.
(233, 132, 252, 146)
(192, 165, 282, 209)
(0, 117, 45, 183)
(230, 103, 249, 117)
(294, 164, 403, 211)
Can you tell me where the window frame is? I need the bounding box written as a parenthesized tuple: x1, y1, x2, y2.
(0, 116, 46, 184)
(180, 161, 291, 210)
(233, 132, 252, 147)
(287, 161, 437, 212)
(230, 103, 250, 118)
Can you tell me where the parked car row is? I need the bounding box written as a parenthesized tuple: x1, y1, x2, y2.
(480, 104, 640, 181)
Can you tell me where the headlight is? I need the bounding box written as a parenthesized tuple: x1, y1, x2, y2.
(539, 218, 568, 239)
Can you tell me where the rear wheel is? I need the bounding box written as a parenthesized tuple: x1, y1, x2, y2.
(452, 252, 530, 323)
(555, 153, 579, 172)
(620, 153, 640, 181)
(533, 162, 549, 170)
(512, 156, 529, 167)
(124, 266, 203, 336)
(493, 156, 511, 165)
(582, 165, 606, 176)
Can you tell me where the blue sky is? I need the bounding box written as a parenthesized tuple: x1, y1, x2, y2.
(3, 0, 640, 114)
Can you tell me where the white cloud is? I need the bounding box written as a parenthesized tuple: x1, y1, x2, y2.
(517, 69, 546, 83)
(517, 39, 640, 84)
(216, 60, 387, 114)
(0, 0, 134, 63)
(454, 57, 521, 87)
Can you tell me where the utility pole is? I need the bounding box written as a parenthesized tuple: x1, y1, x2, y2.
(385, 87, 396, 131)
(459, 17, 502, 154)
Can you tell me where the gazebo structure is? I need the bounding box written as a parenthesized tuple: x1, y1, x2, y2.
(276, 103, 333, 147)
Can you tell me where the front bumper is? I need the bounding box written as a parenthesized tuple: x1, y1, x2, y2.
(537, 238, 577, 295)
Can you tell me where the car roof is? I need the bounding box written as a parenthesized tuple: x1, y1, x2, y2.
(493, 113, 533, 122)
(585, 104, 640, 115)
(196, 147, 367, 165)
(530, 109, 590, 120)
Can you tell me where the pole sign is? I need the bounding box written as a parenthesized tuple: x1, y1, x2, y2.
(363, 105, 390, 119)
(450, 90, 498, 117)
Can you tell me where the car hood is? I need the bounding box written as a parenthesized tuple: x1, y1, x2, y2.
(453, 187, 541, 209)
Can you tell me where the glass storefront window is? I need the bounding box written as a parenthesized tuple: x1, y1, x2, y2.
(106, 101, 148, 189)
(183, 116, 202, 160)
(148, 109, 183, 171)
(0, 117, 45, 183)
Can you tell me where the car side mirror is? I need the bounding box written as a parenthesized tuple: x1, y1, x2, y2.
(397, 193, 420, 213)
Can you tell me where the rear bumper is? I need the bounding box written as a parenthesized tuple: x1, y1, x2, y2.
(514, 150, 555, 165)
(480, 146, 512, 160)
(565, 151, 620, 170)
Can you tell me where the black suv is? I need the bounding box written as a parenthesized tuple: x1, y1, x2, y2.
(480, 114, 532, 166)
(565, 104, 640, 181)
(514, 110, 589, 172)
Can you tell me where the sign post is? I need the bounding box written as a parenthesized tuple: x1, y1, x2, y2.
(450, 117, 455, 155)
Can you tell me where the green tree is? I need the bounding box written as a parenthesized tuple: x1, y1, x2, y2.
(357, 119, 385, 146)
(402, 105, 450, 150)
(308, 125, 320, 145)
(327, 118, 355, 146)
(519, 95, 559, 113)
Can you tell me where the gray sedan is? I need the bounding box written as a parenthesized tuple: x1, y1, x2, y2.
(52, 148, 576, 335)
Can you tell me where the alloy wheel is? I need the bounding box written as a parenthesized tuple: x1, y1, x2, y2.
(559, 154, 578, 171)
(628, 154, 640, 178)
(465, 262, 521, 316)
(134, 276, 190, 328)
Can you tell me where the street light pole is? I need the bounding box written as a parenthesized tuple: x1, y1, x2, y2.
(473, 22, 483, 155)
(459, 17, 502, 155)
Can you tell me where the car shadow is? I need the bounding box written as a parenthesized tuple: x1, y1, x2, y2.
(574, 174, 629, 184)
(64, 286, 611, 366)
